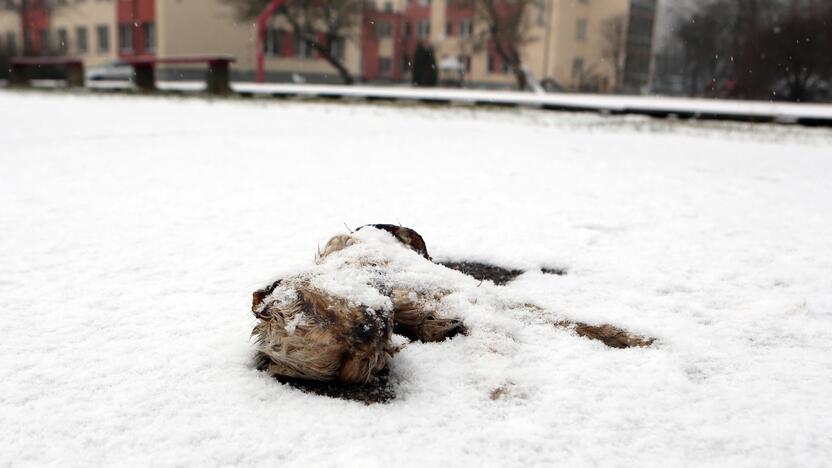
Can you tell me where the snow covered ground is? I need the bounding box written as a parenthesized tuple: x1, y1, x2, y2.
(1, 90, 832, 467)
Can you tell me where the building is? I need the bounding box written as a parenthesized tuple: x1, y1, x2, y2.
(0, 0, 656, 92)
(622, 0, 657, 93)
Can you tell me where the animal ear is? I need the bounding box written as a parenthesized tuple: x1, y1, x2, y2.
(357, 224, 431, 260)
(319, 234, 358, 260)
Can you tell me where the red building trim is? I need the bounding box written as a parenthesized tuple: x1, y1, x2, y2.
(21, 0, 50, 55)
(117, 0, 156, 58)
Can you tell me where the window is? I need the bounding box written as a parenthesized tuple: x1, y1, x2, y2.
(76, 26, 88, 54)
(39, 30, 50, 52)
(501, 60, 510, 74)
(383, 1, 393, 12)
(142, 22, 155, 52)
(418, 0, 430, 6)
(404, 21, 411, 37)
(487, 54, 495, 73)
(293, 36, 315, 59)
(6, 32, 17, 55)
(458, 19, 472, 38)
(118, 24, 132, 52)
(401, 54, 410, 72)
(331, 37, 345, 60)
(576, 19, 587, 42)
(460, 55, 471, 73)
(446, 21, 453, 36)
(96, 25, 109, 53)
(376, 21, 392, 38)
(571, 57, 584, 80)
(264, 28, 282, 56)
(417, 20, 430, 38)
(57, 28, 68, 54)
(379, 57, 392, 76)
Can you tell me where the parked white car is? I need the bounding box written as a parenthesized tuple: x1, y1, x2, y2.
(85, 60, 134, 82)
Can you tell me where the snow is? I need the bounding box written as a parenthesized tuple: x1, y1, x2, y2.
(2, 90, 832, 467)
(81, 80, 832, 122)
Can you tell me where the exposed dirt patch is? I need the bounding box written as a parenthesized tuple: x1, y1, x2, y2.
(440, 261, 567, 285)
(439, 261, 524, 285)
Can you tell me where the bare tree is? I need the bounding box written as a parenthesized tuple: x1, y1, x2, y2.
(668, 0, 831, 101)
(452, 0, 537, 90)
(600, 14, 627, 93)
(673, 2, 734, 96)
(225, 0, 362, 84)
(753, 3, 832, 102)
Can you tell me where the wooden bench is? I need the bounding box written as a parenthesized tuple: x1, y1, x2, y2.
(125, 56, 235, 95)
(9, 57, 85, 88)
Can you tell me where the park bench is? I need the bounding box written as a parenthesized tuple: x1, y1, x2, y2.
(125, 56, 235, 95)
(9, 57, 85, 88)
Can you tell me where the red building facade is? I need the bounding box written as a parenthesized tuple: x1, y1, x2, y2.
(116, 0, 156, 58)
(361, 2, 472, 82)
(20, 0, 49, 55)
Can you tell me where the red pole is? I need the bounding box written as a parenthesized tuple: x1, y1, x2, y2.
(256, 0, 285, 83)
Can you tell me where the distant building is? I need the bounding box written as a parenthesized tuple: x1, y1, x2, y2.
(0, 0, 656, 93)
(622, 0, 657, 93)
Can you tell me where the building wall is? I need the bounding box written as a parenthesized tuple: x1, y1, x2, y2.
(155, 0, 251, 71)
(0, 0, 653, 91)
(50, 0, 118, 66)
(544, 0, 630, 91)
(157, 0, 362, 81)
(0, 11, 21, 55)
(418, 0, 631, 90)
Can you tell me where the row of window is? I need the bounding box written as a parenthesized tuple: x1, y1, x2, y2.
(374, 18, 472, 39)
(368, 0, 432, 12)
(373, 16, 583, 42)
(0, 22, 155, 56)
(445, 19, 472, 37)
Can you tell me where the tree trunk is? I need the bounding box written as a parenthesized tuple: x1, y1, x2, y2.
(317, 47, 354, 85)
(511, 63, 528, 90)
(491, 34, 528, 91)
(280, 9, 354, 85)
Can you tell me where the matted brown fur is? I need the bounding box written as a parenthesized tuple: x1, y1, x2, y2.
(252, 225, 655, 388)
(555, 321, 654, 349)
(253, 284, 393, 383)
(390, 289, 465, 342)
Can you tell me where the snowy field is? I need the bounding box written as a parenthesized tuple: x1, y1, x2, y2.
(1, 90, 832, 467)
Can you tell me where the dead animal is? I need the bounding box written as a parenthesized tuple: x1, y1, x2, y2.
(251, 225, 654, 386)
(252, 225, 462, 384)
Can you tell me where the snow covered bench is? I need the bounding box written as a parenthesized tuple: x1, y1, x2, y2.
(9, 57, 85, 88)
(125, 56, 235, 95)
